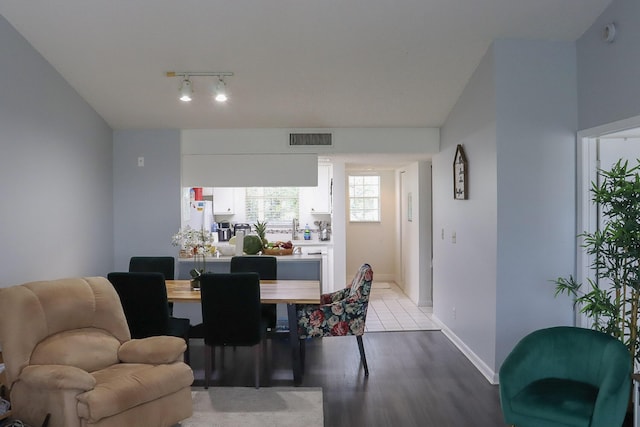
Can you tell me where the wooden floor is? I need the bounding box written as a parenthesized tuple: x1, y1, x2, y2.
(189, 331, 507, 427)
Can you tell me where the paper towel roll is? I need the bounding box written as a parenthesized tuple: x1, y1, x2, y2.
(235, 230, 245, 255)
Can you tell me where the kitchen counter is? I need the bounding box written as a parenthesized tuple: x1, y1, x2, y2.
(177, 253, 327, 291)
(177, 253, 323, 262)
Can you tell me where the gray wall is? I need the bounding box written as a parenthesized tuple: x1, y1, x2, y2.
(434, 39, 576, 382)
(434, 46, 499, 378)
(494, 39, 577, 368)
(113, 130, 181, 272)
(577, 0, 640, 130)
(0, 16, 113, 286)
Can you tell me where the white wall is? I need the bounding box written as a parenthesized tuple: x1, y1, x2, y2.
(182, 128, 439, 156)
(345, 169, 397, 282)
(0, 16, 114, 286)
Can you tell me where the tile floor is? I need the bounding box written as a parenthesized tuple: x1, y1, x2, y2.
(365, 281, 440, 332)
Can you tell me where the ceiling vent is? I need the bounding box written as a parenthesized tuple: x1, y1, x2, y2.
(289, 133, 332, 146)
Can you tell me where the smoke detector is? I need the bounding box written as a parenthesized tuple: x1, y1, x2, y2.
(603, 23, 616, 43)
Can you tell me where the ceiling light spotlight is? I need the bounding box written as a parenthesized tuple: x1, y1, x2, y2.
(166, 71, 233, 103)
(179, 76, 193, 102)
(214, 77, 228, 102)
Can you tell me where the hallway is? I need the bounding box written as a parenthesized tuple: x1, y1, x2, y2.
(366, 281, 439, 332)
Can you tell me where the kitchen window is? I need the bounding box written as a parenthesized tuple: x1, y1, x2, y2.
(348, 175, 380, 222)
(245, 187, 299, 226)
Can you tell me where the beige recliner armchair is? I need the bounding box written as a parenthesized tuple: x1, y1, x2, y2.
(0, 277, 194, 427)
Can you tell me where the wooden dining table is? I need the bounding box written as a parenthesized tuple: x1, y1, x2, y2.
(165, 279, 321, 385)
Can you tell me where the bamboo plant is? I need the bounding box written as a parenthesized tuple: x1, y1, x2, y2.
(555, 159, 640, 367)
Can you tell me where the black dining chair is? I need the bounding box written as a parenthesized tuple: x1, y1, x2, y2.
(199, 272, 264, 389)
(107, 272, 192, 365)
(128, 256, 175, 279)
(230, 255, 278, 331)
(129, 256, 176, 314)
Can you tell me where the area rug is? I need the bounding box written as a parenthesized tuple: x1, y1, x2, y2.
(177, 387, 323, 427)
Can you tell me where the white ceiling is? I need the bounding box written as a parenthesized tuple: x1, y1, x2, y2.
(0, 0, 612, 134)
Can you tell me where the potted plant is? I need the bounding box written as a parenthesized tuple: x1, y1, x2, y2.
(554, 159, 640, 368)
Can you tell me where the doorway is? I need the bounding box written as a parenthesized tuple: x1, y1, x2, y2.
(577, 115, 640, 327)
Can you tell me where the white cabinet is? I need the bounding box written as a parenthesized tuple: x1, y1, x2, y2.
(213, 188, 235, 214)
(300, 245, 333, 292)
(308, 164, 333, 214)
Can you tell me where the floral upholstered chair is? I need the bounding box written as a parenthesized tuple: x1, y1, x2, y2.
(296, 263, 373, 376)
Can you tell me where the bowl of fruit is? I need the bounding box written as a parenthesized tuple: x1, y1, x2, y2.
(263, 240, 294, 255)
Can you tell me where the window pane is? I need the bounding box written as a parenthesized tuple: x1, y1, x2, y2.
(245, 187, 299, 225)
(364, 198, 378, 209)
(364, 210, 379, 221)
(348, 174, 380, 222)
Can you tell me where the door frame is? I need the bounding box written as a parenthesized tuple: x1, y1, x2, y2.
(576, 114, 640, 327)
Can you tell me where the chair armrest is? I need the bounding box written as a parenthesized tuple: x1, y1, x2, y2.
(18, 365, 96, 391)
(118, 336, 186, 364)
(591, 340, 632, 427)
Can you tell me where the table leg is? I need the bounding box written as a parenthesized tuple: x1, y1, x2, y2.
(287, 303, 302, 385)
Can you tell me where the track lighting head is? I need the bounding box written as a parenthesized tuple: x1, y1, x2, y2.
(167, 71, 233, 103)
(214, 78, 228, 103)
(179, 77, 193, 102)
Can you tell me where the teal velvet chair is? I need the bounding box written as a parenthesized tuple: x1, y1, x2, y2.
(499, 326, 631, 427)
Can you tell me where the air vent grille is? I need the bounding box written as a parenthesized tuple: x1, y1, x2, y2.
(289, 133, 332, 146)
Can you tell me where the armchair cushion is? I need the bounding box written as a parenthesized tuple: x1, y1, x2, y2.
(511, 378, 598, 426)
(19, 365, 96, 391)
(118, 336, 187, 364)
(77, 362, 193, 423)
(31, 328, 121, 373)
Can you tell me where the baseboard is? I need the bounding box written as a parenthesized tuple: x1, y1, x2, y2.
(373, 273, 395, 282)
(418, 297, 432, 307)
(432, 315, 499, 385)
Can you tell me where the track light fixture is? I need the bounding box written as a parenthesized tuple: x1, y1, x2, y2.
(214, 77, 228, 103)
(166, 71, 233, 103)
(179, 76, 193, 102)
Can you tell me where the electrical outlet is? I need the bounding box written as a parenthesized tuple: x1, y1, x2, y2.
(452, 231, 456, 244)
(138, 157, 144, 167)
(441, 228, 445, 240)
(452, 307, 456, 319)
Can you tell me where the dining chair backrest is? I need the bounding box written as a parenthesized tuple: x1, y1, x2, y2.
(230, 256, 277, 280)
(107, 272, 171, 338)
(230, 256, 278, 330)
(129, 256, 175, 280)
(199, 272, 262, 347)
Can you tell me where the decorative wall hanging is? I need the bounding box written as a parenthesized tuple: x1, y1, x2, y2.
(453, 144, 468, 200)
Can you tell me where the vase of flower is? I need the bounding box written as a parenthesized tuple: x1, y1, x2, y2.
(171, 226, 214, 290)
